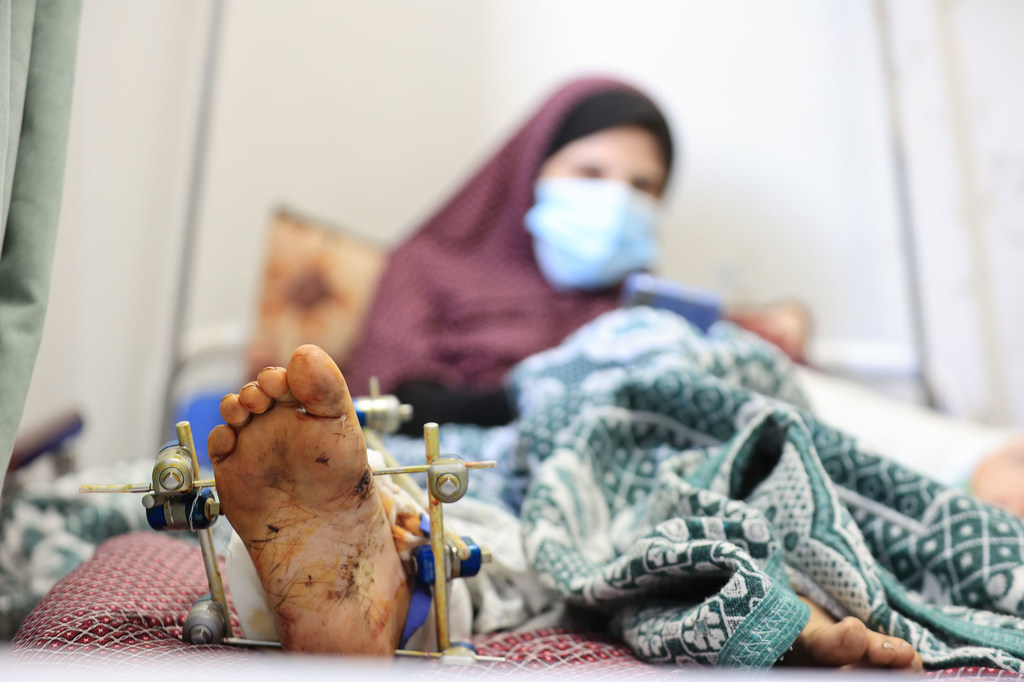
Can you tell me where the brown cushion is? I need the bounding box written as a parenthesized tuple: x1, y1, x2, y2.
(245, 209, 386, 381)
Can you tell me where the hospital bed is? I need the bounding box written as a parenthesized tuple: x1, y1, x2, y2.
(4, 208, 1019, 677)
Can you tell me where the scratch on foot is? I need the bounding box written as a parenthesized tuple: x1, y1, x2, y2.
(355, 468, 372, 500)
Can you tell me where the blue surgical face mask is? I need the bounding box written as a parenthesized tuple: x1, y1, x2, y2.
(524, 177, 661, 291)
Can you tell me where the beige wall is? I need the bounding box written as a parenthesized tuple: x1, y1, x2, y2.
(19, 0, 1024, 467)
(192, 0, 914, 354)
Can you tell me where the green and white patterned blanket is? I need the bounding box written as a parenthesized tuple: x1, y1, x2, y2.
(502, 307, 1024, 670)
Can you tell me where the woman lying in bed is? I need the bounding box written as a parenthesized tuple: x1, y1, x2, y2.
(209, 77, 1024, 669)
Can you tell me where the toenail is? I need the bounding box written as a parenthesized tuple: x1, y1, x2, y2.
(881, 641, 895, 650)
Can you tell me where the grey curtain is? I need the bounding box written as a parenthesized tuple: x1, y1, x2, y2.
(0, 0, 81, 492)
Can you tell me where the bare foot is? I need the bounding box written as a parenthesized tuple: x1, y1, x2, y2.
(971, 437, 1024, 517)
(208, 344, 411, 655)
(783, 597, 923, 671)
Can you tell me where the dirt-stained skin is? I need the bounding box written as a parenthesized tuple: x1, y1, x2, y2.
(208, 344, 411, 655)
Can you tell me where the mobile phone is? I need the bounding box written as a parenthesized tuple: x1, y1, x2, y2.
(619, 273, 723, 333)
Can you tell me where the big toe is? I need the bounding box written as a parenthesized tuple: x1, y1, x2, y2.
(867, 636, 921, 671)
(286, 344, 353, 418)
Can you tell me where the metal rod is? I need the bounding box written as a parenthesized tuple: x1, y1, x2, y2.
(197, 527, 233, 639)
(872, 0, 938, 409)
(394, 648, 443, 659)
(178, 420, 233, 639)
(222, 637, 282, 649)
(373, 464, 430, 475)
(423, 423, 449, 652)
(162, 0, 226, 436)
(452, 535, 471, 562)
(394, 648, 504, 663)
(371, 460, 496, 477)
(176, 422, 202, 476)
(364, 428, 427, 508)
(78, 483, 152, 493)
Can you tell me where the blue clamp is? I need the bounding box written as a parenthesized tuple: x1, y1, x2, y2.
(412, 514, 435, 586)
(412, 544, 436, 585)
(400, 517, 488, 648)
(457, 538, 483, 578)
(411, 536, 485, 583)
(145, 487, 216, 531)
(400, 515, 433, 648)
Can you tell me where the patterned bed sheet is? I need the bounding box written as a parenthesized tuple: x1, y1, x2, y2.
(6, 531, 1023, 680)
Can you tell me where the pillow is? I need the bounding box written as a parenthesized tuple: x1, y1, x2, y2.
(245, 209, 386, 382)
(9, 532, 252, 664)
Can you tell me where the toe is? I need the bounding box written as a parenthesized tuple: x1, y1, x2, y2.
(257, 367, 294, 402)
(239, 381, 273, 414)
(208, 424, 237, 461)
(888, 639, 922, 670)
(865, 635, 900, 666)
(861, 632, 921, 671)
(220, 393, 252, 427)
(286, 344, 353, 418)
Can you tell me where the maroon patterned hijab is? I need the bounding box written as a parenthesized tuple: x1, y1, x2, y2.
(343, 77, 670, 395)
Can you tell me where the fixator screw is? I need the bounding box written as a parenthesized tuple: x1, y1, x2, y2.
(436, 473, 460, 498)
(159, 467, 184, 491)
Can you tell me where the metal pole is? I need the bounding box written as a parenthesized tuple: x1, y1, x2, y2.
(177, 421, 233, 639)
(872, 0, 938, 409)
(424, 423, 450, 652)
(162, 0, 226, 437)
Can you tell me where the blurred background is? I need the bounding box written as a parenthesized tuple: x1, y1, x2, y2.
(17, 0, 1024, 468)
